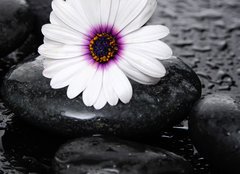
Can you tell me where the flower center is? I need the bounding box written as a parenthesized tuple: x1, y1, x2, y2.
(89, 33, 118, 63)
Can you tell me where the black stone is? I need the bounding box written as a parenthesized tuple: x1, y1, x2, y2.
(189, 94, 240, 174)
(0, 0, 33, 57)
(1, 56, 201, 138)
(27, 0, 52, 36)
(53, 136, 193, 174)
(2, 117, 65, 174)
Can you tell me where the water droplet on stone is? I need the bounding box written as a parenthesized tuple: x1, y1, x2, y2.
(236, 68, 240, 76)
(226, 132, 231, 136)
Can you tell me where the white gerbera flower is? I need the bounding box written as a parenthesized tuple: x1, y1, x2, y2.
(38, 0, 173, 110)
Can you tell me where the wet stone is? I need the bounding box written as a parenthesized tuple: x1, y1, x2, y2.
(189, 94, 240, 174)
(53, 136, 193, 174)
(0, 0, 33, 57)
(0, 0, 239, 173)
(27, 0, 52, 35)
(1, 56, 201, 138)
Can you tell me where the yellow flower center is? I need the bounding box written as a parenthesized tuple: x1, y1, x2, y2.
(89, 33, 118, 63)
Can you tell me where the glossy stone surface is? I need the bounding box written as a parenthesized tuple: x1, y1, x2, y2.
(0, 0, 33, 57)
(189, 94, 240, 173)
(54, 136, 193, 174)
(1, 56, 201, 137)
(1, 119, 206, 174)
(0, 0, 240, 173)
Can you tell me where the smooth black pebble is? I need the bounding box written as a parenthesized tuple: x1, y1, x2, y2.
(53, 136, 193, 174)
(27, 0, 52, 35)
(1, 56, 201, 138)
(189, 94, 240, 174)
(0, 0, 33, 57)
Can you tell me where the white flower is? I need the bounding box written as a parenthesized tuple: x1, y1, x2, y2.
(38, 0, 173, 110)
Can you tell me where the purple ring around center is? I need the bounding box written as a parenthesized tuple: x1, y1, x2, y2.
(82, 25, 125, 70)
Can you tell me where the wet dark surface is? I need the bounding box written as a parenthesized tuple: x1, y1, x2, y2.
(0, 0, 33, 57)
(1, 57, 201, 138)
(151, 0, 240, 95)
(189, 94, 240, 173)
(54, 136, 193, 174)
(0, 0, 239, 173)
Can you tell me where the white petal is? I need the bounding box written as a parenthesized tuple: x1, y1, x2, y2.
(125, 40, 173, 60)
(50, 11, 62, 25)
(43, 57, 61, 68)
(67, 64, 97, 99)
(49, 11, 78, 32)
(100, 0, 111, 25)
(50, 12, 69, 29)
(44, 37, 62, 46)
(117, 58, 159, 85)
(115, 0, 148, 32)
(43, 57, 84, 78)
(83, 69, 103, 107)
(124, 25, 169, 43)
(43, 58, 55, 68)
(123, 51, 166, 78)
(38, 44, 86, 59)
(103, 68, 119, 106)
(94, 88, 107, 110)
(108, 0, 120, 26)
(52, 0, 90, 34)
(73, 0, 101, 26)
(42, 24, 88, 45)
(50, 60, 88, 89)
(108, 63, 132, 104)
(121, 0, 157, 35)
(67, 0, 90, 26)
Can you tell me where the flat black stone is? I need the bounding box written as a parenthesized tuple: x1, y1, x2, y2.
(189, 94, 240, 174)
(0, 0, 33, 57)
(53, 136, 193, 174)
(1, 56, 201, 138)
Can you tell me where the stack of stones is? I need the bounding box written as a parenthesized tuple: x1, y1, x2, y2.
(0, 0, 239, 173)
